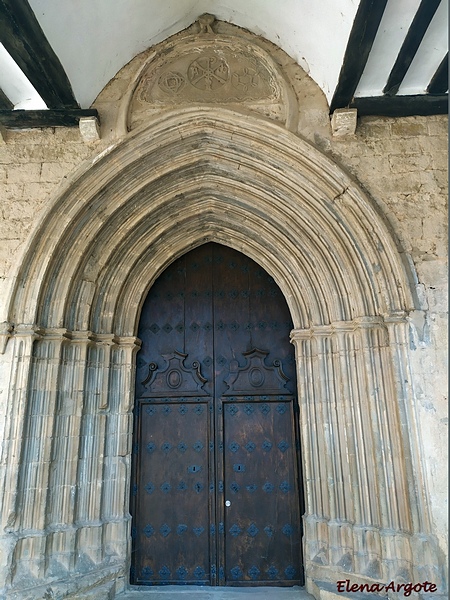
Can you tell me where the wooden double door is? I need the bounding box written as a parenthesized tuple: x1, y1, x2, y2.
(131, 243, 303, 586)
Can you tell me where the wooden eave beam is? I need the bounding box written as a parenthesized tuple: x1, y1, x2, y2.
(0, 87, 13, 110)
(0, 0, 78, 109)
(383, 0, 441, 96)
(329, 0, 388, 113)
(350, 94, 448, 117)
(427, 53, 448, 94)
(0, 108, 99, 128)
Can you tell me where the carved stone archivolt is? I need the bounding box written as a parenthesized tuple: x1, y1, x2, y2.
(129, 15, 294, 129)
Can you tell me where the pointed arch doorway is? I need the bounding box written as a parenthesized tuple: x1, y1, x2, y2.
(130, 242, 304, 587)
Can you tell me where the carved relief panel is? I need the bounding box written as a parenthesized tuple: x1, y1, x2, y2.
(129, 15, 294, 129)
(137, 47, 278, 105)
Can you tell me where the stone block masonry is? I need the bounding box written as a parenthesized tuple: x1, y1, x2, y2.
(0, 128, 93, 282)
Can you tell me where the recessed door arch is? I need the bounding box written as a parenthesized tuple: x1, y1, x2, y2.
(130, 242, 304, 586)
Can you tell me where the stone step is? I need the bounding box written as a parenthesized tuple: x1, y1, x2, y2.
(118, 586, 313, 600)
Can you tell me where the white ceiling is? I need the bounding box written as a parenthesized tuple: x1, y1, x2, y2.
(355, 0, 448, 97)
(0, 41, 47, 109)
(26, 0, 359, 108)
(0, 0, 448, 111)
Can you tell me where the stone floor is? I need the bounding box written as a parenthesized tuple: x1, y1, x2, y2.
(119, 586, 314, 599)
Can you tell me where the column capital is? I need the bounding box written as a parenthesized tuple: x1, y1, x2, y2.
(0, 321, 14, 354)
(383, 311, 409, 324)
(113, 335, 142, 350)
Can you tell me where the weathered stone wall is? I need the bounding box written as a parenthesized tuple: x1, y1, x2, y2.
(327, 115, 448, 567)
(0, 129, 93, 283)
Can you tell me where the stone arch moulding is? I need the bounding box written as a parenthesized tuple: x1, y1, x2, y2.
(0, 107, 444, 599)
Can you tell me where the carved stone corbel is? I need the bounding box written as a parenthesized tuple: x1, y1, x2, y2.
(198, 13, 216, 34)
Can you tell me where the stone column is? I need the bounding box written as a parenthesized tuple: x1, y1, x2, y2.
(356, 318, 412, 582)
(45, 331, 92, 576)
(291, 317, 418, 586)
(291, 326, 331, 569)
(332, 320, 383, 579)
(0, 326, 41, 591)
(101, 336, 140, 583)
(12, 329, 69, 582)
(73, 334, 140, 576)
(74, 334, 110, 567)
(1, 329, 140, 598)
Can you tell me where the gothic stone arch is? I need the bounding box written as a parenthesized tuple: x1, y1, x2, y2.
(0, 107, 442, 598)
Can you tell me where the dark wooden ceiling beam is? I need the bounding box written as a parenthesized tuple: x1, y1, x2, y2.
(329, 0, 388, 112)
(0, 0, 78, 109)
(427, 53, 448, 94)
(0, 109, 98, 128)
(0, 87, 13, 110)
(351, 94, 448, 117)
(383, 0, 441, 96)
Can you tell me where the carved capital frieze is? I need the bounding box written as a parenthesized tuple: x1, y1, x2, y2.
(9, 324, 47, 349)
(111, 336, 142, 362)
(382, 313, 411, 347)
(66, 330, 96, 344)
(383, 311, 408, 324)
(114, 335, 142, 350)
(37, 327, 73, 341)
(89, 332, 118, 346)
(352, 316, 385, 329)
(291, 317, 388, 344)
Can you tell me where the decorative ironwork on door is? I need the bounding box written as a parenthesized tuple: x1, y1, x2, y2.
(131, 243, 303, 586)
